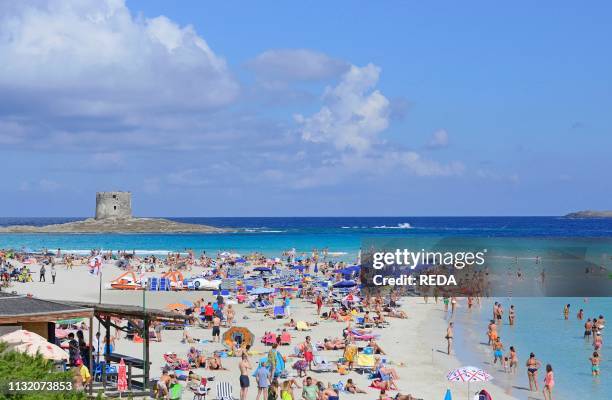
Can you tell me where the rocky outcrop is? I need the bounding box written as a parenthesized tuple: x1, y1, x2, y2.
(0, 217, 228, 233)
(565, 210, 612, 218)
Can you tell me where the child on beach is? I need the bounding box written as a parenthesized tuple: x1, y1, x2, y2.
(543, 364, 554, 400)
(589, 352, 600, 376)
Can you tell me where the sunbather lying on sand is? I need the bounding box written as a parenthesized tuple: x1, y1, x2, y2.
(385, 309, 407, 319)
(394, 394, 423, 400)
(369, 339, 386, 354)
(207, 354, 227, 370)
(322, 338, 345, 350)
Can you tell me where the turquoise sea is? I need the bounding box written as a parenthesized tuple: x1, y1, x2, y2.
(1, 216, 611, 399)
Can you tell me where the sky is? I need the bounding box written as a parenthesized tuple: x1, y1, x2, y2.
(0, 0, 610, 217)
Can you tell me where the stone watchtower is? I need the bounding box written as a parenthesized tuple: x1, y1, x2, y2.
(95, 192, 132, 220)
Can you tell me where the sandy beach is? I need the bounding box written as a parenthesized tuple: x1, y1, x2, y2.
(7, 261, 519, 400)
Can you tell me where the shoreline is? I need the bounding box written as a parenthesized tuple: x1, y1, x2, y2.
(6, 262, 517, 400)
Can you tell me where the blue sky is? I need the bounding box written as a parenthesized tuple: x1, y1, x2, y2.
(0, 0, 610, 217)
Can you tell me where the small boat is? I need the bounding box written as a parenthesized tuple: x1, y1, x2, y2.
(108, 271, 143, 290)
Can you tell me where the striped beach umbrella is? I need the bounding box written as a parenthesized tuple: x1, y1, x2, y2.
(446, 366, 492, 400)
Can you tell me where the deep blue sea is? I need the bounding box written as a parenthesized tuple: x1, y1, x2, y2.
(2, 216, 612, 257)
(1, 216, 611, 399)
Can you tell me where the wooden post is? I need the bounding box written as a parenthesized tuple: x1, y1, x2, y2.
(103, 316, 111, 390)
(88, 316, 94, 397)
(143, 317, 150, 389)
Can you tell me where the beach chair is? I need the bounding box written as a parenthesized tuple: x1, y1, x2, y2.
(311, 351, 335, 372)
(354, 353, 376, 374)
(220, 289, 230, 297)
(254, 300, 273, 313)
(280, 331, 291, 345)
(215, 381, 236, 400)
(148, 277, 159, 291)
(189, 378, 210, 400)
(261, 332, 277, 346)
(273, 306, 285, 319)
(159, 277, 170, 291)
(212, 290, 219, 296)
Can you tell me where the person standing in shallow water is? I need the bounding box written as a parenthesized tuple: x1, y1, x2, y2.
(543, 364, 554, 400)
(563, 304, 570, 320)
(589, 351, 600, 376)
(526, 352, 541, 392)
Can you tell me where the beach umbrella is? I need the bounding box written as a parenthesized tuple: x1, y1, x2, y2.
(333, 280, 356, 288)
(9, 341, 68, 361)
(251, 287, 274, 295)
(253, 266, 271, 272)
(165, 303, 188, 311)
(117, 358, 128, 395)
(446, 366, 492, 400)
(0, 329, 46, 345)
(443, 389, 452, 400)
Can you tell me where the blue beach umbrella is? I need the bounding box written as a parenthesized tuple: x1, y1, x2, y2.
(251, 287, 274, 295)
(333, 280, 356, 288)
(443, 389, 452, 400)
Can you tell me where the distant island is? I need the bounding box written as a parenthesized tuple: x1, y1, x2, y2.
(0, 217, 227, 233)
(565, 210, 612, 218)
(0, 191, 228, 233)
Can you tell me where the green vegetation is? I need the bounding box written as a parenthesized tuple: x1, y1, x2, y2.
(0, 342, 86, 400)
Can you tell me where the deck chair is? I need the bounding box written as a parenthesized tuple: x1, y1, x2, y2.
(215, 381, 236, 400)
(148, 277, 159, 291)
(312, 352, 334, 372)
(220, 289, 230, 297)
(159, 277, 170, 291)
(273, 306, 285, 319)
(354, 353, 376, 374)
(189, 378, 210, 400)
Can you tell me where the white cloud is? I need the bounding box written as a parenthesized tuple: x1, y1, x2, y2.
(247, 49, 348, 81)
(427, 129, 449, 149)
(295, 64, 390, 152)
(0, 0, 239, 118)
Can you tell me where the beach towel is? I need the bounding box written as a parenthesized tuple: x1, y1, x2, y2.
(356, 353, 375, 368)
(343, 345, 358, 363)
(296, 321, 310, 331)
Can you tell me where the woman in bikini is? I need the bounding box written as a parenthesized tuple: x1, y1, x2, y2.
(526, 353, 541, 391)
(508, 346, 518, 373)
(345, 379, 366, 394)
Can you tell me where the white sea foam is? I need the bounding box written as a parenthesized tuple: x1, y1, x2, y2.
(372, 223, 412, 229)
